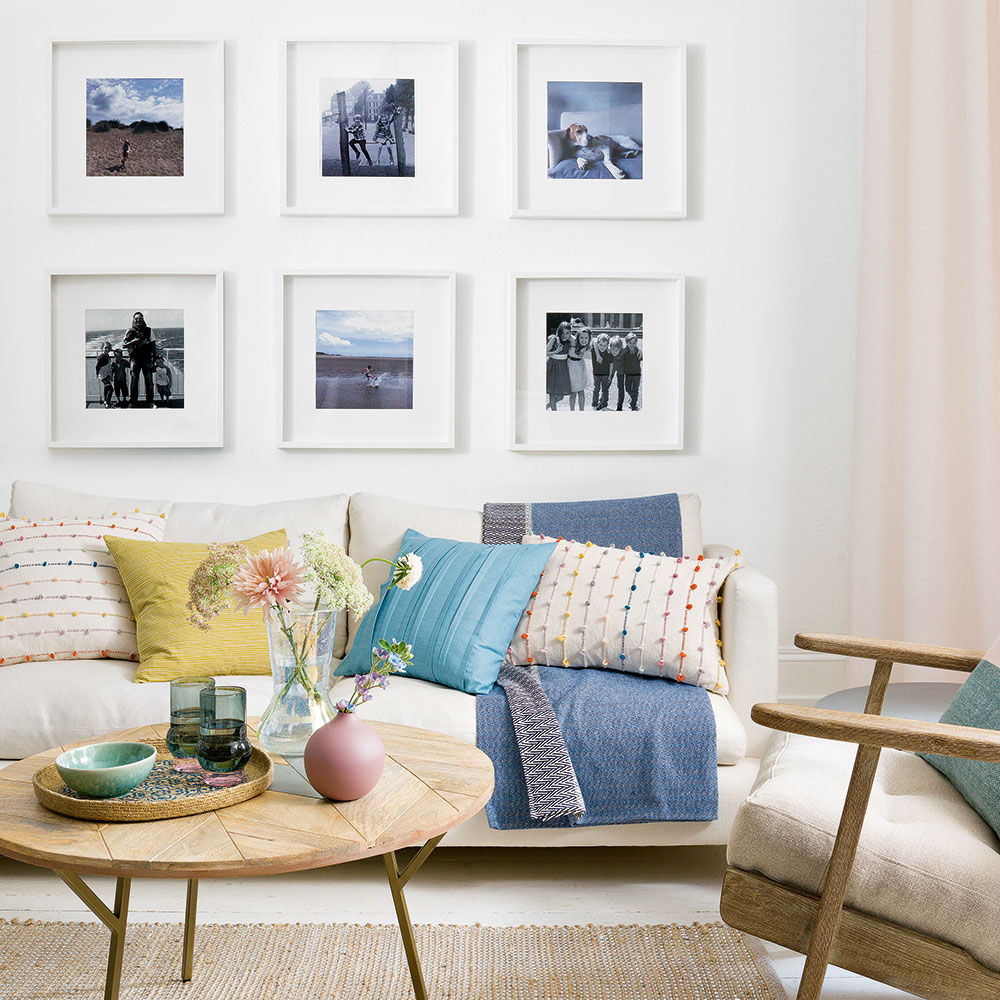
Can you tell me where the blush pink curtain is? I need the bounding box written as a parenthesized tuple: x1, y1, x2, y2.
(850, 0, 1000, 681)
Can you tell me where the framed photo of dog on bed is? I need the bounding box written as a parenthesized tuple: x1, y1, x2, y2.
(510, 41, 686, 219)
(507, 272, 685, 451)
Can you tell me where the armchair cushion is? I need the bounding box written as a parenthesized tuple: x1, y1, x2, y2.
(729, 730, 1000, 973)
(920, 640, 1000, 839)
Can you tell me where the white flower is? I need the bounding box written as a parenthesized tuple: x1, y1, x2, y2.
(393, 553, 423, 591)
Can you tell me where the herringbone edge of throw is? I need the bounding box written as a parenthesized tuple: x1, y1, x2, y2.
(0, 919, 784, 1000)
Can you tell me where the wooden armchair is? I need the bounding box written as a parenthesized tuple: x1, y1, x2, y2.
(720, 632, 1000, 1000)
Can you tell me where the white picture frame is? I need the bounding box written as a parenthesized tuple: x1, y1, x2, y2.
(282, 38, 458, 216)
(510, 40, 686, 220)
(48, 38, 224, 216)
(278, 270, 456, 449)
(48, 270, 224, 448)
(507, 272, 685, 451)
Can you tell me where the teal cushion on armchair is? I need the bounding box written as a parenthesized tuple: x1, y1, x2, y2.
(337, 529, 556, 695)
(919, 640, 1000, 838)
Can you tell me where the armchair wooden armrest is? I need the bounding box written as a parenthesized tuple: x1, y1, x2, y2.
(795, 632, 983, 673)
(751, 703, 1000, 761)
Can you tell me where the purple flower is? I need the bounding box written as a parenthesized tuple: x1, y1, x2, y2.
(335, 699, 351, 712)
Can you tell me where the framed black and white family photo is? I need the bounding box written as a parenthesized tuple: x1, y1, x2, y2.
(282, 39, 458, 216)
(507, 272, 684, 451)
(510, 41, 686, 219)
(48, 39, 224, 215)
(47, 270, 224, 448)
(278, 271, 455, 448)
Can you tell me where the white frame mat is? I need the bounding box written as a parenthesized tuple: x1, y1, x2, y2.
(48, 38, 224, 216)
(507, 272, 685, 451)
(48, 270, 224, 449)
(279, 270, 456, 449)
(510, 40, 686, 219)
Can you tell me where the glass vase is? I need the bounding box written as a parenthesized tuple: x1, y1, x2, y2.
(258, 604, 338, 756)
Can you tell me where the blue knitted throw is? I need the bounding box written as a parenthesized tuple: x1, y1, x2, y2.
(477, 665, 718, 829)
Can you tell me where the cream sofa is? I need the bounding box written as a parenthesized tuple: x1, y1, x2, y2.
(0, 481, 779, 847)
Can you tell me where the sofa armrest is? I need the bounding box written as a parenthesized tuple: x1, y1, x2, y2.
(751, 703, 1000, 761)
(705, 545, 778, 758)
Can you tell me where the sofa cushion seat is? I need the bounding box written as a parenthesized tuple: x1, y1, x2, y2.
(728, 731, 1000, 973)
(0, 659, 279, 759)
(330, 674, 747, 766)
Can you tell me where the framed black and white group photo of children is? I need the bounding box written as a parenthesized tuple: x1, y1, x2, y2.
(507, 272, 684, 451)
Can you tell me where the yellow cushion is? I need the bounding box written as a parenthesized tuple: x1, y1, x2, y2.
(106, 529, 287, 683)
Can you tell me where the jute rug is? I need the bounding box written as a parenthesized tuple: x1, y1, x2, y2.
(0, 919, 784, 1000)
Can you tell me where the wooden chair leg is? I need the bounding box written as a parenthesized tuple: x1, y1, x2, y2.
(796, 659, 893, 999)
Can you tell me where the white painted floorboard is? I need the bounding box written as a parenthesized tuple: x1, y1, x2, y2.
(0, 846, 915, 999)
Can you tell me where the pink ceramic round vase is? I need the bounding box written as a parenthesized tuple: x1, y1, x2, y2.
(303, 711, 386, 802)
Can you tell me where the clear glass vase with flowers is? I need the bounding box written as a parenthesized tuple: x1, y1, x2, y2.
(187, 532, 422, 755)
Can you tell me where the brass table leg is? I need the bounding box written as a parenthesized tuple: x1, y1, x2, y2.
(383, 834, 444, 1000)
(56, 871, 131, 1000)
(182, 878, 199, 982)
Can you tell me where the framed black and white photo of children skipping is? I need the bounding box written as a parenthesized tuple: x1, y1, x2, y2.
(282, 39, 457, 216)
(278, 271, 455, 448)
(48, 39, 224, 215)
(510, 41, 686, 219)
(47, 271, 224, 448)
(507, 273, 684, 451)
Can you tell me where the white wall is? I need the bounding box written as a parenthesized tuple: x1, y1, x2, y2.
(0, 0, 865, 702)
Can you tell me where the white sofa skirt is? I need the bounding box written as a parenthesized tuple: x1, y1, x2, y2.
(0, 660, 753, 847)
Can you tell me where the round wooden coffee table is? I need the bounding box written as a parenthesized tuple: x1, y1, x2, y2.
(0, 719, 494, 1000)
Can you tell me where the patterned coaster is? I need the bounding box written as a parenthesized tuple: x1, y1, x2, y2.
(59, 760, 220, 802)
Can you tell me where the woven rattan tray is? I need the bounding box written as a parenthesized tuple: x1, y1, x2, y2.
(33, 739, 273, 822)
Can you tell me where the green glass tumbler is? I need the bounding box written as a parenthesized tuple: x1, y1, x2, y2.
(167, 676, 215, 772)
(197, 685, 253, 787)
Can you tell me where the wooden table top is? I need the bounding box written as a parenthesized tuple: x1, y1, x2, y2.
(0, 719, 494, 879)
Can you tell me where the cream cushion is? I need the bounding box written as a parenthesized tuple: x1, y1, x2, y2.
(331, 674, 746, 766)
(728, 731, 1000, 972)
(9, 481, 351, 658)
(346, 492, 484, 651)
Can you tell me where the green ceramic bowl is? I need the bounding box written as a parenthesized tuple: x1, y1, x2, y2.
(54, 742, 157, 799)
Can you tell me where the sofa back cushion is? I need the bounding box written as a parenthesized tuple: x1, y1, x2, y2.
(9, 481, 351, 657)
(347, 492, 483, 652)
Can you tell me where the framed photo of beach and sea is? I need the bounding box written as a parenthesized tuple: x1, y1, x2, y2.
(48, 38, 224, 215)
(278, 271, 455, 449)
(507, 272, 685, 452)
(281, 38, 458, 216)
(47, 270, 224, 448)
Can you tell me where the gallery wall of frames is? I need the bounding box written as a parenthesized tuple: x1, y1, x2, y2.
(46, 36, 686, 452)
(1, 2, 866, 677)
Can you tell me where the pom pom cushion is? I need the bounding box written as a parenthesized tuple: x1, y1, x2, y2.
(506, 536, 737, 694)
(338, 529, 556, 695)
(106, 528, 287, 683)
(919, 636, 1000, 839)
(0, 511, 168, 667)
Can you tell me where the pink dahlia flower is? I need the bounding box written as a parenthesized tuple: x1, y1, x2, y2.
(231, 547, 305, 619)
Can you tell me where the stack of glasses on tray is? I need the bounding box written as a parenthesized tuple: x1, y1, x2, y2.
(166, 678, 253, 787)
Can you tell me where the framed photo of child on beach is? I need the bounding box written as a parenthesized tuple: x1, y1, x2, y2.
(48, 271, 224, 448)
(507, 272, 684, 451)
(278, 271, 455, 448)
(49, 39, 224, 215)
(282, 39, 458, 216)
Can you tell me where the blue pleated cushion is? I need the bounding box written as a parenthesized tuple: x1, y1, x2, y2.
(337, 529, 556, 694)
(919, 643, 1000, 838)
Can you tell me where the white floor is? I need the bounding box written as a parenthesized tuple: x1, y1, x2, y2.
(0, 845, 914, 999)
